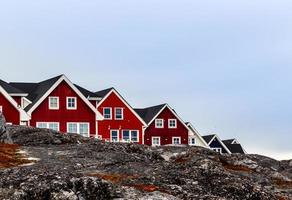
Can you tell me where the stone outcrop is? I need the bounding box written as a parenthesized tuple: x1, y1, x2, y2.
(0, 125, 291, 200)
(0, 112, 6, 134)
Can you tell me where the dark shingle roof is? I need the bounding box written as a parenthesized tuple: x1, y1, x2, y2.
(74, 84, 100, 98)
(0, 79, 26, 94)
(10, 75, 63, 111)
(223, 143, 245, 154)
(202, 134, 216, 144)
(134, 104, 166, 124)
(95, 88, 114, 98)
(222, 139, 236, 144)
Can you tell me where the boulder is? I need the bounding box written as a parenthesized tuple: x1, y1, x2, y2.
(0, 112, 6, 134)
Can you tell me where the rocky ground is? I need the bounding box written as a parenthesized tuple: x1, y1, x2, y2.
(0, 124, 292, 199)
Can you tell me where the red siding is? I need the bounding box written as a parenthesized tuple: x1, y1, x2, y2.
(97, 91, 144, 144)
(12, 97, 22, 106)
(144, 107, 188, 146)
(30, 81, 96, 136)
(0, 93, 20, 125)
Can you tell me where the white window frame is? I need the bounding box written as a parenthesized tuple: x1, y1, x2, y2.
(66, 97, 77, 110)
(110, 130, 119, 142)
(66, 122, 90, 137)
(168, 119, 177, 129)
(212, 148, 222, 154)
(152, 137, 161, 146)
(49, 96, 59, 110)
(121, 130, 139, 143)
(36, 122, 60, 131)
(115, 107, 124, 120)
(189, 137, 196, 146)
(155, 119, 164, 128)
(172, 137, 181, 145)
(103, 107, 112, 120)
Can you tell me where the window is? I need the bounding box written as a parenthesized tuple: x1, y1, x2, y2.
(110, 130, 119, 142)
(67, 97, 77, 110)
(212, 148, 222, 154)
(79, 123, 89, 137)
(115, 108, 123, 120)
(155, 119, 164, 128)
(36, 122, 59, 131)
(121, 130, 139, 142)
(189, 137, 196, 145)
(122, 130, 130, 142)
(103, 107, 112, 119)
(49, 97, 59, 110)
(172, 137, 181, 145)
(131, 130, 138, 142)
(68, 123, 78, 133)
(67, 123, 89, 137)
(152, 137, 161, 146)
(168, 119, 177, 128)
(0, 106, 2, 112)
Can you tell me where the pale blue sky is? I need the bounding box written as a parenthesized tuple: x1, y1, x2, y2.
(1, 1, 292, 159)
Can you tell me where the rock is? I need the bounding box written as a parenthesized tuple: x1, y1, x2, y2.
(0, 112, 6, 134)
(0, 125, 291, 199)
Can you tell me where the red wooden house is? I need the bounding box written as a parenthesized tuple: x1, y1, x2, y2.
(95, 88, 147, 144)
(0, 75, 103, 137)
(135, 104, 189, 146)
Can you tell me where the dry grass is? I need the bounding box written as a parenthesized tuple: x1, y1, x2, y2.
(87, 172, 137, 184)
(0, 144, 30, 169)
(127, 184, 159, 192)
(220, 158, 254, 173)
(273, 178, 292, 189)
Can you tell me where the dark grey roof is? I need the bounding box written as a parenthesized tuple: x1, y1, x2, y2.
(0, 79, 26, 94)
(202, 134, 216, 144)
(222, 139, 236, 144)
(223, 143, 245, 154)
(10, 75, 63, 111)
(74, 84, 100, 98)
(95, 88, 114, 98)
(134, 104, 167, 124)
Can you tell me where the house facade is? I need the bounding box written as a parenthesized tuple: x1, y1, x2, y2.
(186, 122, 209, 148)
(222, 139, 246, 154)
(135, 104, 189, 146)
(95, 88, 147, 144)
(0, 75, 103, 137)
(202, 134, 231, 154)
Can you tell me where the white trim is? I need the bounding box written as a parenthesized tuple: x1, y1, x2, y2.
(66, 122, 90, 137)
(207, 134, 232, 154)
(0, 86, 31, 122)
(168, 119, 177, 129)
(114, 107, 124, 120)
(88, 97, 102, 101)
(66, 97, 77, 110)
(172, 136, 181, 145)
(147, 104, 190, 131)
(155, 119, 164, 128)
(96, 89, 147, 126)
(186, 122, 210, 148)
(27, 75, 103, 120)
(0, 106, 2, 112)
(36, 122, 60, 131)
(151, 136, 161, 146)
(103, 107, 112, 120)
(110, 129, 119, 142)
(49, 96, 59, 110)
(21, 97, 32, 109)
(9, 93, 28, 97)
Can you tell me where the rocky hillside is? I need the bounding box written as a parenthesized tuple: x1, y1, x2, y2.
(0, 123, 292, 199)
